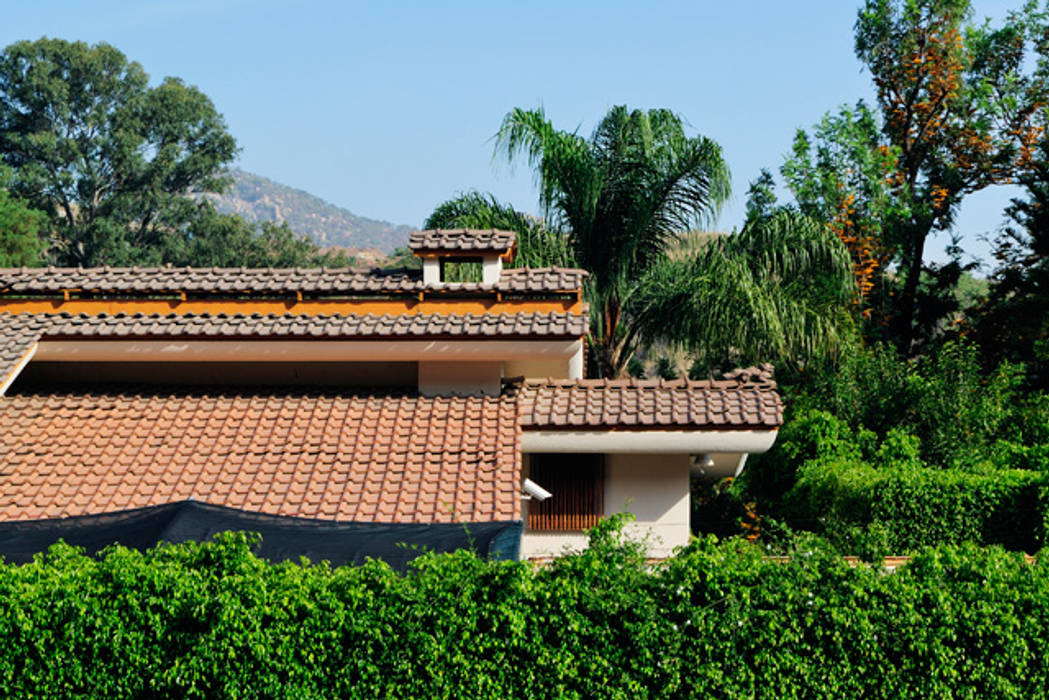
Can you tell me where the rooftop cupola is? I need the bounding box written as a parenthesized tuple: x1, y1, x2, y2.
(409, 229, 516, 285)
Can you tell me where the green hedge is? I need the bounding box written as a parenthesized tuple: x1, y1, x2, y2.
(742, 409, 1049, 552)
(789, 456, 1049, 552)
(1, 518, 1048, 698)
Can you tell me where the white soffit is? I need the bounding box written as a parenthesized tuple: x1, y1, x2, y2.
(521, 429, 778, 455)
(33, 339, 582, 363)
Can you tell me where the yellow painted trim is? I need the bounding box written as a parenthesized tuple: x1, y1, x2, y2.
(0, 298, 585, 316)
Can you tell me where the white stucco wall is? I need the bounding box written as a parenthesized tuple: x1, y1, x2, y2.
(519, 452, 691, 559)
(503, 358, 570, 379)
(502, 343, 583, 380)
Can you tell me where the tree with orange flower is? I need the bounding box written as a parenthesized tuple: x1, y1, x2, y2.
(855, 0, 1047, 351)
(780, 102, 904, 322)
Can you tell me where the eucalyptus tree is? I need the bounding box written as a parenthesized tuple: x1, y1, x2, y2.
(496, 105, 731, 377)
(0, 164, 45, 266)
(0, 38, 237, 265)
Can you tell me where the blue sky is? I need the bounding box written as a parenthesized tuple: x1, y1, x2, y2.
(1, 1, 1028, 264)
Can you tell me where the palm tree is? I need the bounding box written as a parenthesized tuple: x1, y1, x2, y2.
(633, 211, 855, 374)
(424, 106, 856, 376)
(423, 191, 575, 269)
(496, 106, 732, 377)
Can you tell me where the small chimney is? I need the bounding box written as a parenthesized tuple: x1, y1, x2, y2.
(408, 229, 517, 286)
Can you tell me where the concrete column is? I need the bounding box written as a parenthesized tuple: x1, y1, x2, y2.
(568, 343, 584, 379)
(482, 256, 502, 285)
(422, 258, 441, 285)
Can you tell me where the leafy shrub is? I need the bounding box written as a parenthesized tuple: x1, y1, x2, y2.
(740, 405, 1049, 552)
(655, 356, 678, 380)
(734, 409, 874, 510)
(1, 522, 1049, 698)
(789, 457, 1048, 552)
(736, 339, 1049, 548)
(794, 340, 1029, 468)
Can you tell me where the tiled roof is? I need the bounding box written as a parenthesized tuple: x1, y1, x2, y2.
(517, 366, 783, 429)
(0, 315, 41, 390)
(0, 385, 521, 523)
(408, 229, 516, 253)
(499, 267, 585, 293)
(6, 310, 588, 339)
(0, 265, 584, 296)
(0, 310, 588, 389)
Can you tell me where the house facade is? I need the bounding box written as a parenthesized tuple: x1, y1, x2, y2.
(0, 229, 782, 560)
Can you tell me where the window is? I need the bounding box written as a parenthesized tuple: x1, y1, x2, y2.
(527, 453, 604, 530)
(440, 258, 483, 283)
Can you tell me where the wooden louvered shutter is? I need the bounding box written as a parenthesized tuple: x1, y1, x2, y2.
(527, 454, 604, 531)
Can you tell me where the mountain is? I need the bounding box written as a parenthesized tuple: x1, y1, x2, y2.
(208, 169, 414, 254)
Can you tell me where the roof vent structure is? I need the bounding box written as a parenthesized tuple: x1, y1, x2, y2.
(409, 229, 516, 286)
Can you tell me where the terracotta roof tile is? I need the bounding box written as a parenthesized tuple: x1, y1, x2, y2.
(28, 310, 587, 339)
(0, 385, 521, 523)
(516, 366, 783, 429)
(408, 229, 515, 254)
(0, 265, 584, 296)
(0, 314, 47, 390)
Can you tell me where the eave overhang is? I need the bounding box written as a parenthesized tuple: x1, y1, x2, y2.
(521, 429, 778, 454)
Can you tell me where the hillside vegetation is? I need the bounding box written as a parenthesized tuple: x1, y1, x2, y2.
(208, 169, 413, 254)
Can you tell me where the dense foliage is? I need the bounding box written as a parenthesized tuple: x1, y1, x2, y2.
(854, 0, 1047, 348)
(494, 105, 731, 377)
(0, 166, 44, 266)
(975, 136, 1049, 389)
(0, 38, 345, 268)
(791, 341, 1048, 468)
(427, 109, 853, 376)
(0, 38, 236, 266)
(749, 0, 1049, 351)
(1, 519, 1047, 699)
(165, 207, 354, 268)
(733, 341, 1049, 551)
(770, 409, 1047, 552)
(717, 0, 1049, 553)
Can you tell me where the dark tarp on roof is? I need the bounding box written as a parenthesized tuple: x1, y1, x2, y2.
(0, 501, 522, 571)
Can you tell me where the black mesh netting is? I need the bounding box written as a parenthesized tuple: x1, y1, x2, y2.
(0, 501, 522, 570)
